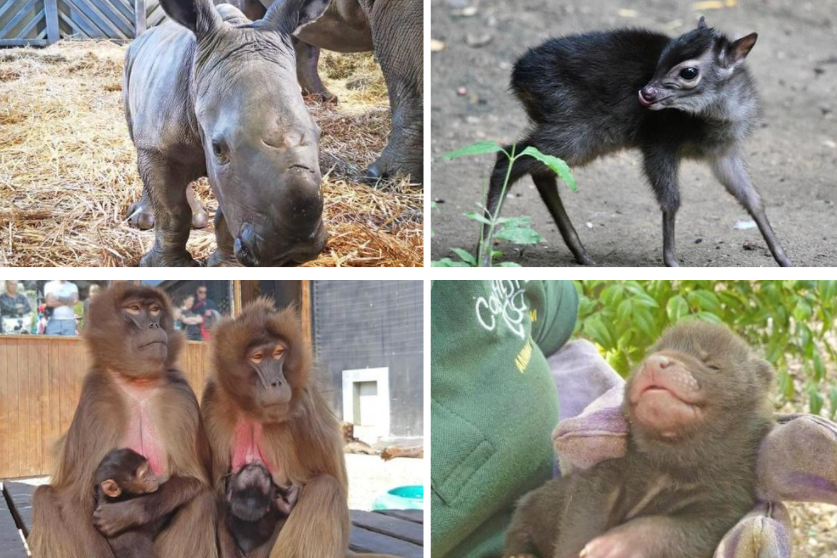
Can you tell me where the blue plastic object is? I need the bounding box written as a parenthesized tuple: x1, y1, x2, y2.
(372, 484, 424, 510)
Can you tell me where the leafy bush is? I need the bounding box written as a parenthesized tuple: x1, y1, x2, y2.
(574, 280, 837, 419)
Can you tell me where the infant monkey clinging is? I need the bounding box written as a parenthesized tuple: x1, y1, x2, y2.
(483, 17, 791, 267)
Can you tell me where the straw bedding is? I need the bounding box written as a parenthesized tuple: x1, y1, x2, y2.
(0, 41, 422, 267)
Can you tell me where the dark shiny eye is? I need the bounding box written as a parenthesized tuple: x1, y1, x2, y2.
(679, 67, 699, 80)
(211, 140, 227, 161)
(707, 363, 720, 371)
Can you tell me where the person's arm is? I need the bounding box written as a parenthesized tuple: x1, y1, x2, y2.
(19, 295, 31, 315)
(181, 315, 203, 325)
(0, 295, 15, 315)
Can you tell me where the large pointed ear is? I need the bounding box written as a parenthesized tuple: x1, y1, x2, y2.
(723, 32, 757, 68)
(259, 0, 331, 35)
(698, 16, 707, 29)
(158, 0, 222, 37)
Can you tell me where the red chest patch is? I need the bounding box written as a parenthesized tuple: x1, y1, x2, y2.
(118, 382, 168, 477)
(231, 418, 276, 474)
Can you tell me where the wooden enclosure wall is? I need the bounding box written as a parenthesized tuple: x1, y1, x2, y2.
(0, 335, 210, 479)
(0, 0, 167, 46)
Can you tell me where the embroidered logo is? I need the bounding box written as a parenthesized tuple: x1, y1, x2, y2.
(475, 280, 530, 340)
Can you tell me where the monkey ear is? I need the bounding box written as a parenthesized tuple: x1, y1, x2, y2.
(100, 480, 122, 498)
(698, 16, 707, 29)
(723, 32, 757, 68)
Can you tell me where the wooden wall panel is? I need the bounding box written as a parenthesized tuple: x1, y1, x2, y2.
(0, 336, 210, 479)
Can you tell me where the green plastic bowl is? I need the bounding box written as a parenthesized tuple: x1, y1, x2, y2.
(372, 484, 424, 510)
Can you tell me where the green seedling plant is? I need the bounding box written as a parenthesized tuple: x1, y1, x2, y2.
(432, 141, 577, 267)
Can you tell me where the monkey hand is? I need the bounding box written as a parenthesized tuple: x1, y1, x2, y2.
(579, 526, 655, 558)
(93, 498, 149, 536)
(275, 482, 300, 516)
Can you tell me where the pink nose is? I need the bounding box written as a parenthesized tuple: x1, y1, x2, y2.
(645, 354, 672, 374)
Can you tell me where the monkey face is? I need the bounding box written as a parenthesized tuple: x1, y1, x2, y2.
(639, 17, 757, 114)
(95, 448, 159, 500)
(121, 296, 169, 364)
(225, 463, 276, 521)
(624, 321, 773, 444)
(84, 284, 183, 379)
(213, 299, 311, 423)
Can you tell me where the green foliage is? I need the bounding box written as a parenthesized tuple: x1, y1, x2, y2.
(432, 141, 576, 267)
(574, 280, 837, 419)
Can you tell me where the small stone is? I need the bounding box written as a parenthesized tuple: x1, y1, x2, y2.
(457, 87, 467, 96)
(695, 238, 703, 244)
(743, 241, 758, 251)
(585, 222, 593, 229)
(434, 199, 445, 204)
(824, 140, 837, 149)
(430, 39, 446, 52)
(465, 33, 493, 48)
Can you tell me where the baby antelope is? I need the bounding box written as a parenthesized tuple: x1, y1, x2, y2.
(485, 17, 791, 267)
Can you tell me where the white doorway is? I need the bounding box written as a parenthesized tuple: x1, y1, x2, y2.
(342, 367, 390, 444)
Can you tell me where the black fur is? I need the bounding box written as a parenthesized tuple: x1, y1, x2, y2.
(483, 21, 791, 267)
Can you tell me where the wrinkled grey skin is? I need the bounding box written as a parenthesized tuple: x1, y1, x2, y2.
(232, 0, 423, 184)
(124, 0, 330, 266)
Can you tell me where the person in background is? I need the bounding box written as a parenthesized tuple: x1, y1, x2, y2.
(176, 294, 204, 342)
(81, 283, 103, 331)
(43, 280, 79, 336)
(1, 280, 32, 334)
(193, 285, 220, 340)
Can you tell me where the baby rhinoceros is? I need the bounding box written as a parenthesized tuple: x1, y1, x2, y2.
(124, 0, 330, 267)
(485, 17, 791, 267)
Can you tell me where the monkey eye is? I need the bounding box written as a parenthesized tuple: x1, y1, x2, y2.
(125, 304, 141, 315)
(706, 363, 720, 371)
(250, 352, 264, 364)
(679, 67, 699, 80)
(273, 346, 285, 359)
(149, 304, 161, 315)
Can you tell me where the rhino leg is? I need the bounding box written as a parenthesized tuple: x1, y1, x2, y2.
(207, 210, 243, 267)
(136, 150, 200, 267)
(128, 185, 208, 230)
(364, 0, 423, 184)
(294, 39, 337, 104)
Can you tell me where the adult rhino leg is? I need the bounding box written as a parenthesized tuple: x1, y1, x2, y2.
(365, 0, 423, 184)
(294, 39, 338, 103)
(206, 210, 242, 267)
(128, 185, 208, 230)
(137, 150, 200, 267)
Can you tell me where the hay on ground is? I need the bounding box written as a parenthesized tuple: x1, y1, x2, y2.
(0, 42, 422, 267)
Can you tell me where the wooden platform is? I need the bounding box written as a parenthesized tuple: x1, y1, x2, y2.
(0, 481, 423, 557)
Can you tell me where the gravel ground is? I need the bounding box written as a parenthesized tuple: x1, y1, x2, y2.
(430, 0, 837, 266)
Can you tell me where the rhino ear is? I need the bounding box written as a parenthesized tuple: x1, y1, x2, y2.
(158, 0, 222, 37)
(260, 0, 331, 35)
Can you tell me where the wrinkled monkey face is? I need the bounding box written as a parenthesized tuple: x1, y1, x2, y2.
(243, 339, 293, 418)
(122, 296, 169, 365)
(132, 458, 161, 495)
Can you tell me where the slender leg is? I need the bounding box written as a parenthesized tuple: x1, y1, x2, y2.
(478, 149, 543, 266)
(293, 39, 337, 103)
(532, 172, 594, 265)
(137, 150, 200, 267)
(643, 148, 681, 267)
(710, 152, 791, 267)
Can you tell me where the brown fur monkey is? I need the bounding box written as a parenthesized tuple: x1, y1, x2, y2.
(29, 283, 218, 558)
(93, 449, 168, 558)
(504, 321, 775, 558)
(203, 299, 351, 558)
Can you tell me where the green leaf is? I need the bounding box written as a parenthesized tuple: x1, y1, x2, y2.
(793, 299, 813, 322)
(830, 385, 837, 421)
(493, 216, 544, 245)
(616, 299, 633, 328)
(583, 315, 615, 349)
(666, 295, 689, 322)
(692, 311, 724, 325)
(444, 141, 505, 160)
(451, 248, 477, 266)
(431, 201, 438, 209)
(687, 290, 723, 315)
(814, 352, 826, 383)
(463, 211, 492, 226)
(518, 146, 578, 191)
(808, 384, 824, 416)
(431, 258, 470, 267)
(632, 306, 657, 339)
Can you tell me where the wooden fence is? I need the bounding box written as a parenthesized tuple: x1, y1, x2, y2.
(0, 0, 168, 47)
(0, 335, 211, 479)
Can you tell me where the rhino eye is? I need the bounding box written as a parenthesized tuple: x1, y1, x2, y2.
(211, 140, 228, 163)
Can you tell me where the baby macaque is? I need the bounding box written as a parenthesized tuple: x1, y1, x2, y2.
(505, 321, 775, 558)
(225, 462, 299, 556)
(93, 448, 167, 558)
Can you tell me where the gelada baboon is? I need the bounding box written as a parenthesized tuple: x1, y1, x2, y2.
(93, 449, 167, 558)
(505, 321, 775, 558)
(202, 298, 351, 558)
(224, 462, 299, 556)
(29, 283, 217, 558)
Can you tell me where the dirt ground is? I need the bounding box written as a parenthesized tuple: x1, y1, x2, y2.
(430, 0, 837, 266)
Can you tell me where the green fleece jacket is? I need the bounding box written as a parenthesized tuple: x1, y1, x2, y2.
(431, 280, 579, 558)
